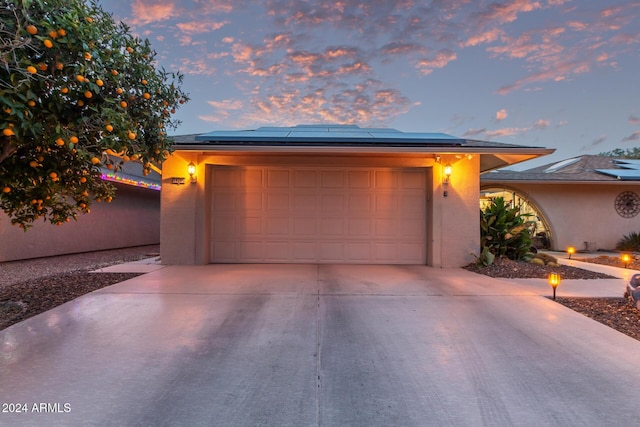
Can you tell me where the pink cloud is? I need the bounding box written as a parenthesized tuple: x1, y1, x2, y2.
(534, 119, 550, 129)
(416, 50, 457, 75)
(496, 109, 508, 121)
(629, 115, 640, 125)
(176, 20, 228, 35)
(130, 0, 178, 25)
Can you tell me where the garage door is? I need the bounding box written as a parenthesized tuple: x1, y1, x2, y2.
(210, 166, 427, 264)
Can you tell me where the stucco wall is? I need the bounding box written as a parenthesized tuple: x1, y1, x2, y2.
(492, 183, 640, 251)
(162, 151, 481, 267)
(0, 184, 160, 262)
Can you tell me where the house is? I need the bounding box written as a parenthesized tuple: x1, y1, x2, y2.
(162, 124, 552, 267)
(481, 155, 640, 252)
(0, 161, 161, 262)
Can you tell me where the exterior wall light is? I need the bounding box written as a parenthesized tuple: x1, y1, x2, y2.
(443, 163, 452, 184)
(548, 273, 561, 300)
(621, 253, 631, 268)
(567, 246, 575, 259)
(187, 162, 197, 184)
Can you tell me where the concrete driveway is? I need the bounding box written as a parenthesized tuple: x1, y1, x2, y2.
(2, 264, 640, 426)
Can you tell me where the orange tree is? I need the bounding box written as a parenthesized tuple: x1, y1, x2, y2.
(0, 0, 188, 228)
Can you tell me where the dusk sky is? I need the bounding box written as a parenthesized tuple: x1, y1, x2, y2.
(98, 0, 640, 168)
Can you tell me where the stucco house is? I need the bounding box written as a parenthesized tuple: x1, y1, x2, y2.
(0, 162, 161, 262)
(162, 124, 552, 268)
(481, 155, 640, 252)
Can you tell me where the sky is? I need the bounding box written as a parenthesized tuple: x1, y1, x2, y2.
(98, 0, 640, 168)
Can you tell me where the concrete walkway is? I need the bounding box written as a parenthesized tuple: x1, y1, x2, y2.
(1, 263, 640, 426)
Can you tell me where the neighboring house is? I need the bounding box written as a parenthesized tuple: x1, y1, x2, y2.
(163, 124, 552, 267)
(481, 155, 640, 252)
(0, 162, 161, 262)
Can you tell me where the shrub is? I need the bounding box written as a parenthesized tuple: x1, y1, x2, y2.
(480, 197, 534, 262)
(617, 232, 640, 252)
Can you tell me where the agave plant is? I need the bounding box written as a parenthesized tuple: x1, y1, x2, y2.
(617, 231, 640, 252)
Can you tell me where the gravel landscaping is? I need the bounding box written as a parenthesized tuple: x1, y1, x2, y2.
(1, 247, 639, 342)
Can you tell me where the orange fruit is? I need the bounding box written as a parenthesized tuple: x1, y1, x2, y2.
(80, 176, 87, 183)
(57, 28, 66, 37)
(60, 87, 69, 94)
(49, 171, 58, 179)
(141, 79, 147, 85)
(26, 65, 37, 74)
(116, 88, 123, 95)
(43, 39, 53, 48)
(3, 128, 15, 136)
(84, 91, 93, 98)
(37, 62, 47, 71)
(86, 17, 93, 23)
(55, 62, 64, 70)
(28, 100, 36, 107)
(143, 92, 150, 99)
(70, 136, 79, 144)
(26, 25, 37, 35)
(49, 30, 58, 39)
(96, 79, 104, 87)
(90, 157, 100, 165)
(29, 160, 39, 168)
(126, 46, 133, 53)
(81, 191, 89, 197)
(77, 100, 85, 107)
(76, 75, 84, 82)
(120, 101, 127, 108)
(111, 70, 118, 76)
(105, 124, 113, 132)
(127, 131, 136, 140)
(84, 52, 91, 60)
(55, 138, 65, 146)
(2, 187, 10, 193)
(179, 99, 185, 104)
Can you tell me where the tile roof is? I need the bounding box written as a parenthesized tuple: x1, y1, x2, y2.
(482, 155, 640, 182)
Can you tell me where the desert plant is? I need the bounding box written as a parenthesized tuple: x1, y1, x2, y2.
(617, 232, 640, 252)
(480, 197, 534, 261)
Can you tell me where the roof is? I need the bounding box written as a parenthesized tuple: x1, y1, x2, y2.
(194, 125, 464, 146)
(482, 155, 640, 184)
(172, 124, 554, 172)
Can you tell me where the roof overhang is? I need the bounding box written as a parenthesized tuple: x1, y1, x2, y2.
(173, 125, 554, 173)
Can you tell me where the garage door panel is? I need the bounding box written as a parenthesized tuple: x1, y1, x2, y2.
(348, 171, 371, 188)
(210, 166, 427, 264)
(294, 170, 317, 187)
(321, 171, 344, 188)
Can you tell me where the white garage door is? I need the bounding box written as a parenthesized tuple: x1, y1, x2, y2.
(210, 166, 427, 264)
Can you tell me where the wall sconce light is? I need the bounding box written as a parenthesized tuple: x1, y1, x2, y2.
(621, 253, 631, 268)
(548, 273, 561, 300)
(187, 162, 197, 184)
(443, 163, 452, 184)
(567, 246, 575, 259)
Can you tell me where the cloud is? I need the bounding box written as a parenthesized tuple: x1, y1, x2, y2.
(175, 20, 228, 35)
(130, 0, 178, 25)
(416, 50, 457, 75)
(534, 119, 550, 129)
(623, 131, 640, 142)
(581, 135, 607, 151)
(496, 109, 508, 121)
(629, 115, 640, 125)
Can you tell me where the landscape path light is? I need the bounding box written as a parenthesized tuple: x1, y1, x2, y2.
(567, 246, 575, 259)
(548, 273, 561, 301)
(621, 253, 631, 269)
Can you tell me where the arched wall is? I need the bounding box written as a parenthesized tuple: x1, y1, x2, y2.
(480, 184, 555, 249)
(483, 182, 640, 251)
